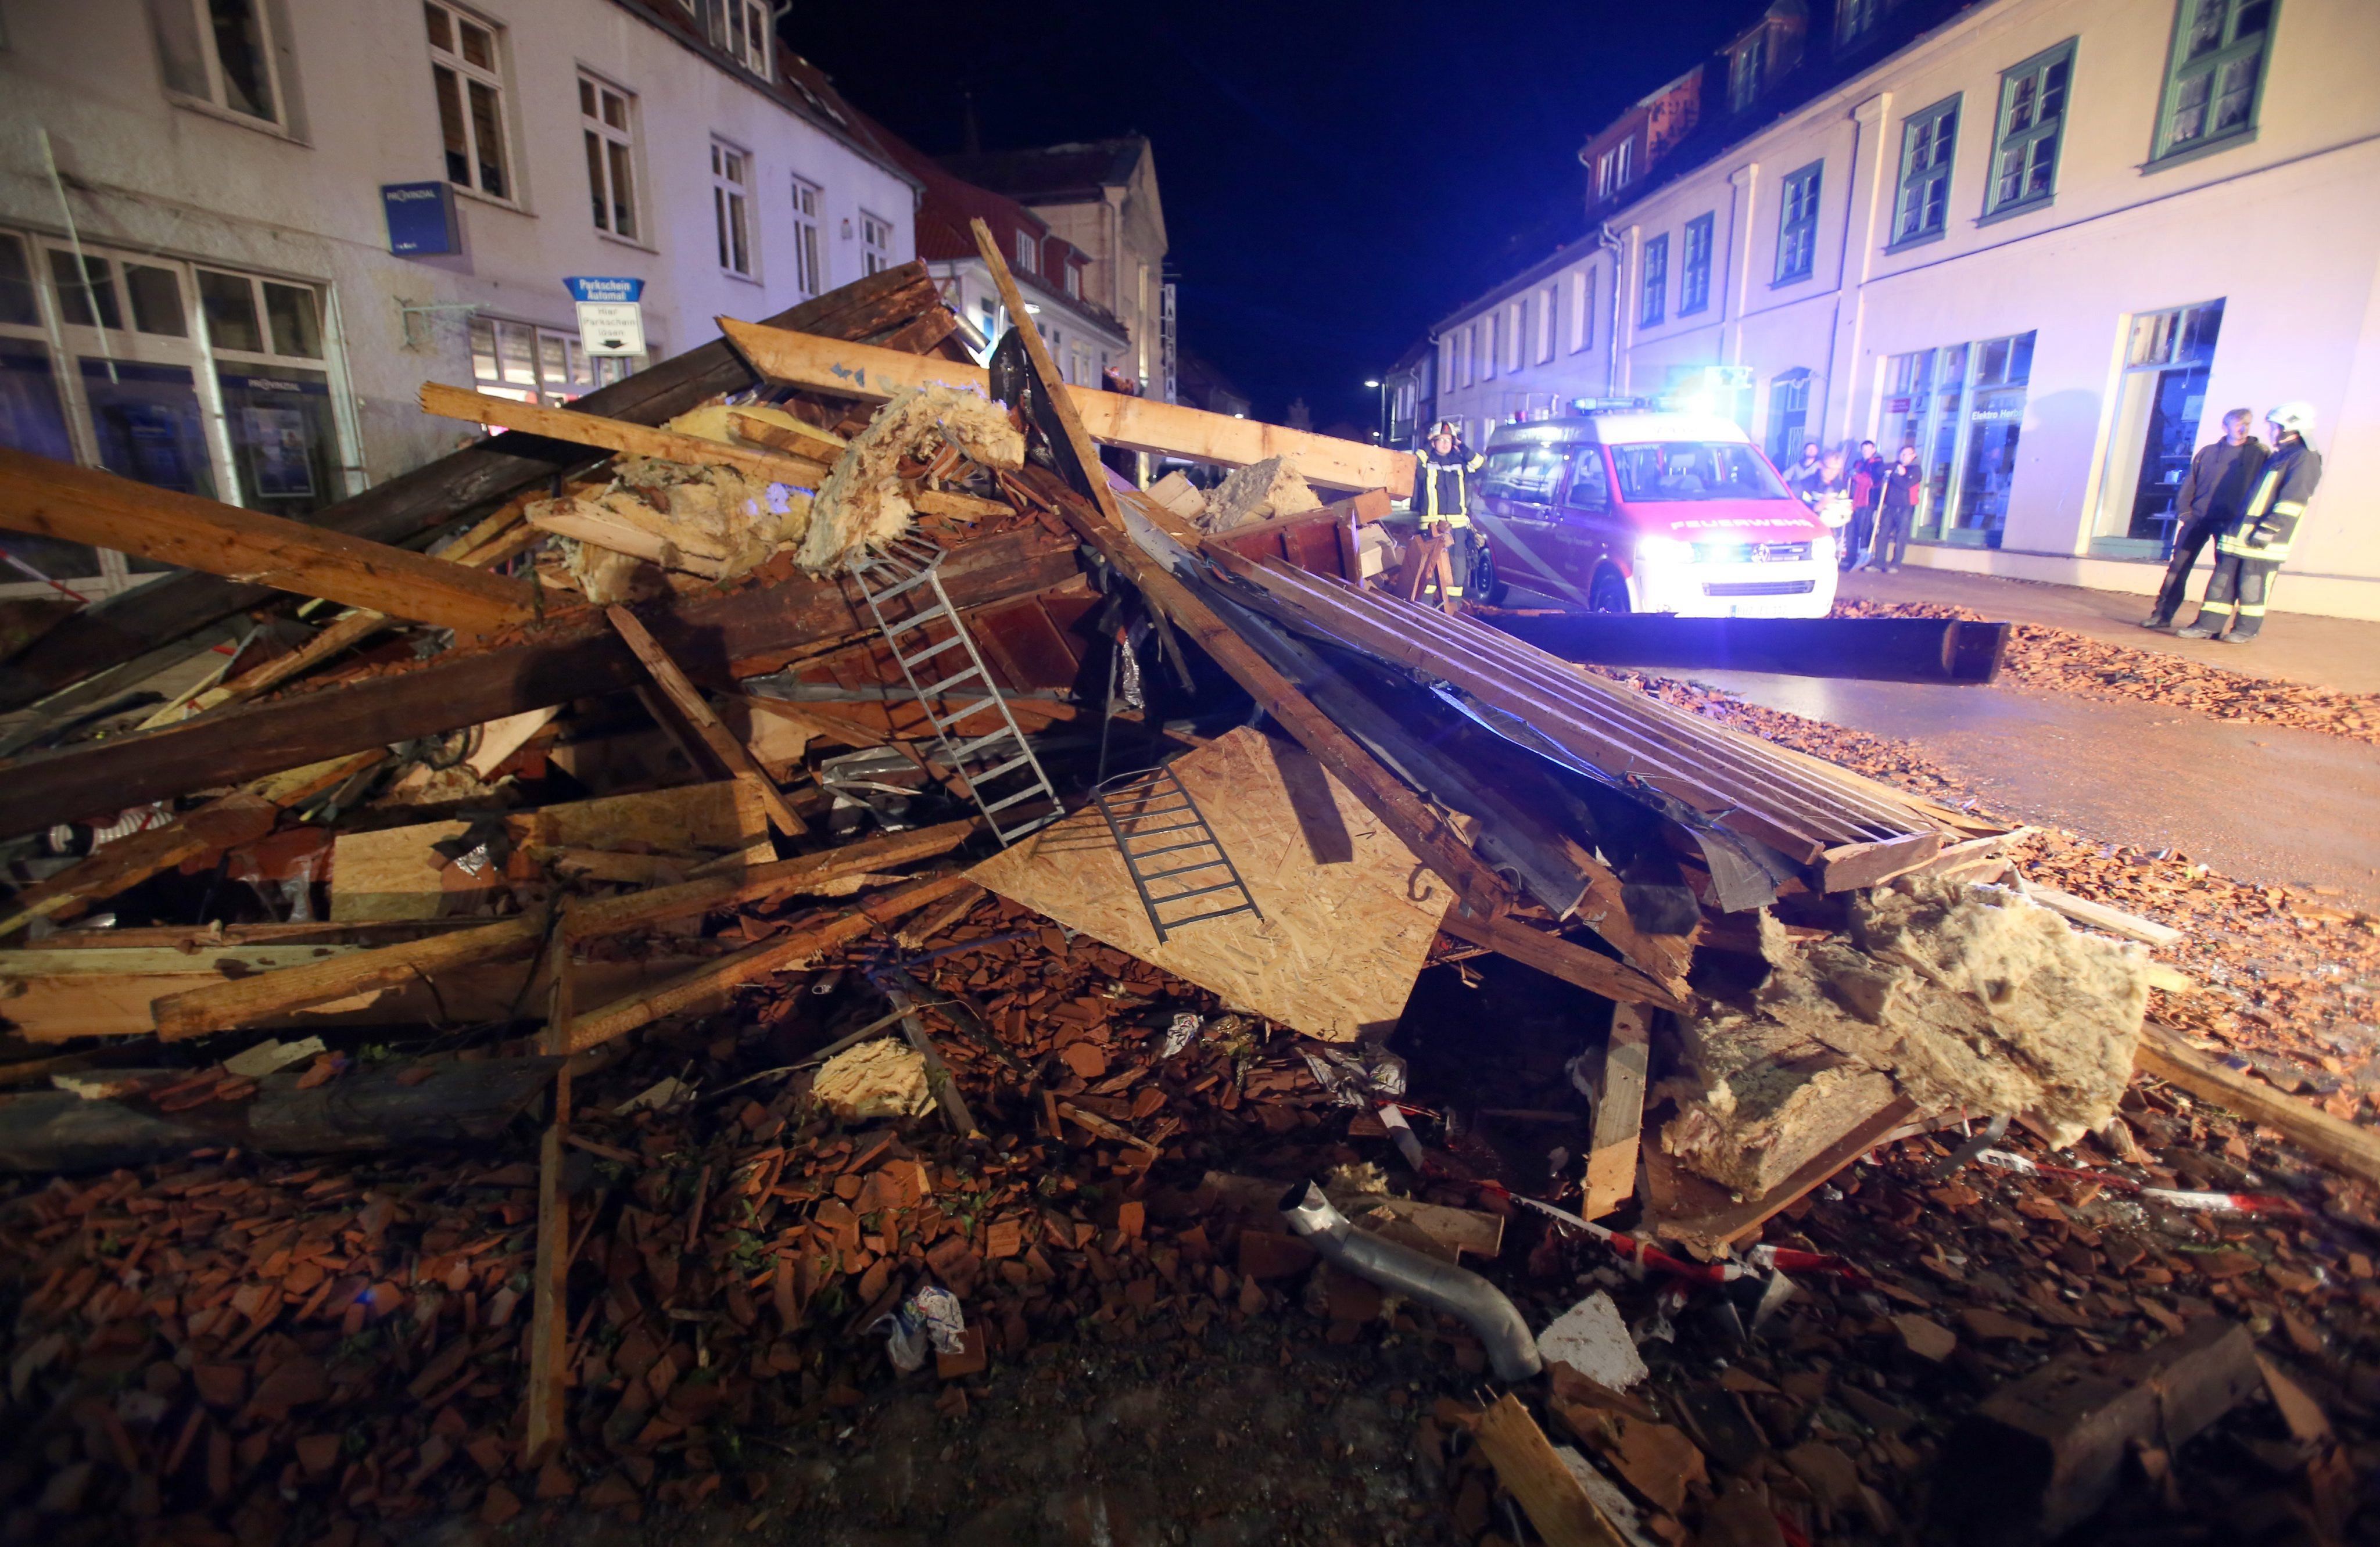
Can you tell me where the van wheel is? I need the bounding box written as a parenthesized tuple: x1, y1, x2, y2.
(1589, 568, 1632, 613)
(1473, 545, 1509, 606)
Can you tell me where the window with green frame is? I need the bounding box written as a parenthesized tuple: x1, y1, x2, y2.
(2152, 0, 2275, 163)
(1775, 161, 1822, 282)
(1987, 40, 2075, 216)
(1891, 96, 1960, 246)
(1680, 214, 1714, 314)
(1640, 234, 1668, 326)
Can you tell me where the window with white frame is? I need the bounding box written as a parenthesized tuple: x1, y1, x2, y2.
(580, 76, 637, 241)
(1596, 148, 1619, 199)
(1440, 334, 1456, 392)
(149, 0, 286, 128)
(1015, 231, 1036, 274)
(1615, 138, 1635, 189)
(1837, 0, 1882, 44)
(1640, 234, 1668, 327)
(425, 2, 511, 202)
(470, 315, 626, 407)
(712, 141, 752, 277)
(790, 177, 823, 295)
(860, 210, 891, 276)
(707, 0, 770, 78)
(1457, 328, 1471, 387)
(1568, 270, 1593, 352)
(1729, 32, 1768, 113)
(1507, 300, 1524, 372)
(1537, 285, 1557, 364)
(1479, 317, 1496, 381)
(1063, 261, 1080, 298)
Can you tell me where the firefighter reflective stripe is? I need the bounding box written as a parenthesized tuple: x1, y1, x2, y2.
(2218, 536, 2292, 559)
(2236, 602, 2267, 616)
(2199, 598, 2234, 614)
(2244, 469, 2282, 519)
(2273, 500, 2306, 517)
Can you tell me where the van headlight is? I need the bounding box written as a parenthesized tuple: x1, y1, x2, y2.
(1636, 535, 1694, 565)
(1813, 533, 1835, 565)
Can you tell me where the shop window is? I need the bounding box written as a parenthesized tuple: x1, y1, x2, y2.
(1880, 329, 2035, 547)
(2091, 300, 2226, 558)
(2152, 0, 2273, 165)
(1766, 372, 1810, 464)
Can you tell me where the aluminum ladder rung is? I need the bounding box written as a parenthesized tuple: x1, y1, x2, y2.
(1126, 837, 1224, 862)
(1138, 857, 1232, 882)
(1144, 880, 1248, 906)
(848, 541, 1060, 848)
(1110, 819, 1205, 841)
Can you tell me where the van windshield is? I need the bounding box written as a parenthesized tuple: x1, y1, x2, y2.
(1608, 443, 1793, 502)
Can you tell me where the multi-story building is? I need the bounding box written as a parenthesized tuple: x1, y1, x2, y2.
(941, 139, 1170, 401)
(0, 0, 917, 604)
(861, 123, 1128, 390)
(1426, 0, 2380, 620)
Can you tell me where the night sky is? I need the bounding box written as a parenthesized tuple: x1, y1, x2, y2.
(792, 0, 1756, 430)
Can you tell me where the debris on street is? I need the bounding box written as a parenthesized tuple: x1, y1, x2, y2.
(1, 235, 2376, 1547)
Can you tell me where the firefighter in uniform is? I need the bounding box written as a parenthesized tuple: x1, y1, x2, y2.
(2177, 402, 2322, 643)
(1414, 421, 1485, 603)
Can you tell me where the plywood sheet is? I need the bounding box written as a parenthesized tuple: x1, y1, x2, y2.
(968, 727, 1454, 1041)
(331, 781, 770, 923)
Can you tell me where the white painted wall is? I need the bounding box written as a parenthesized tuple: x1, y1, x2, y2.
(1429, 0, 2380, 619)
(0, 0, 915, 504)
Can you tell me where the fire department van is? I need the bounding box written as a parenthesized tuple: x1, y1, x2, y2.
(1467, 412, 1838, 618)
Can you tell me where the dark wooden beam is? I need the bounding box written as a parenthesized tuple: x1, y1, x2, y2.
(0, 263, 941, 711)
(0, 530, 1079, 838)
(1482, 613, 2009, 685)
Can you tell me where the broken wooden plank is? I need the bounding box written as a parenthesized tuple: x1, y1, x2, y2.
(1582, 1004, 1653, 1219)
(1196, 1170, 1503, 1261)
(2134, 1021, 2380, 1187)
(0, 261, 940, 713)
(0, 792, 277, 940)
(0, 1056, 561, 1172)
(1932, 1318, 2260, 1544)
(607, 606, 805, 837)
(1816, 832, 1945, 893)
(422, 383, 829, 487)
(0, 448, 540, 634)
(1467, 1394, 1628, 1547)
(719, 314, 1415, 497)
(152, 821, 975, 1039)
(1436, 911, 1685, 1012)
(558, 871, 970, 1053)
(0, 527, 1081, 840)
(726, 410, 847, 462)
(2024, 885, 2184, 949)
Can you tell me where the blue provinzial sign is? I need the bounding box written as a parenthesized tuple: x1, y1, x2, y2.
(564, 276, 645, 304)
(381, 182, 458, 255)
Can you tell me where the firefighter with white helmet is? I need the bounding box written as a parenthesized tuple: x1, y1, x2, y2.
(1414, 419, 1486, 605)
(2177, 401, 2322, 643)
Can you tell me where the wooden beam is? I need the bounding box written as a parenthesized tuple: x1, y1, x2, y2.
(0, 529, 1081, 839)
(2135, 1021, 2380, 1188)
(420, 383, 830, 486)
(560, 871, 970, 1053)
(1467, 1394, 1628, 1547)
(0, 449, 540, 634)
(2027, 885, 2185, 949)
(719, 315, 1415, 497)
(607, 605, 806, 837)
(1435, 910, 1684, 1011)
(1, 261, 941, 713)
(1582, 1003, 1653, 1219)
(151, 820, 976, 1039)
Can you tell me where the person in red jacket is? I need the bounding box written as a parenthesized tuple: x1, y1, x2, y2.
(1845, 440, 1885, 571)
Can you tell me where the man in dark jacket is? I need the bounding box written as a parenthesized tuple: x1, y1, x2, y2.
(1414, 420, 1485, 604)
(2142, 408, 2266, 629)
(2178, 403, 2322, 642)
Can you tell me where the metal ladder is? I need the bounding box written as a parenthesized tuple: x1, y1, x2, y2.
(1091, 766, 1263, 942)
(850, 536, 1061, 845)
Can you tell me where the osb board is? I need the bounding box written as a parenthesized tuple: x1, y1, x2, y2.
(968, 726, 1454, 1041)
(331, 782, 769, 923)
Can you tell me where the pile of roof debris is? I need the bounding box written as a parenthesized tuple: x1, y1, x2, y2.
(1, 230, 2374, 1547)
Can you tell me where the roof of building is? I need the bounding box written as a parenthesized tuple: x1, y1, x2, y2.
(607, 2, 924, 193)
(938, 138, 1150, 205)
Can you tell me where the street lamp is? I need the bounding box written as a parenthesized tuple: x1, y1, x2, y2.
(1364, 379, 1386, 446)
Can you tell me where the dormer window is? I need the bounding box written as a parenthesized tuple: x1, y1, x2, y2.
(1063, 263, 1080, 299)
(1015, 231, 1036, 275)
(1730, 31, 1768, 112)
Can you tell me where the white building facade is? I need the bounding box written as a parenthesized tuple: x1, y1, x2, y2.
(1429, 0, 2380, 620)
(0, 0, 916, 602)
